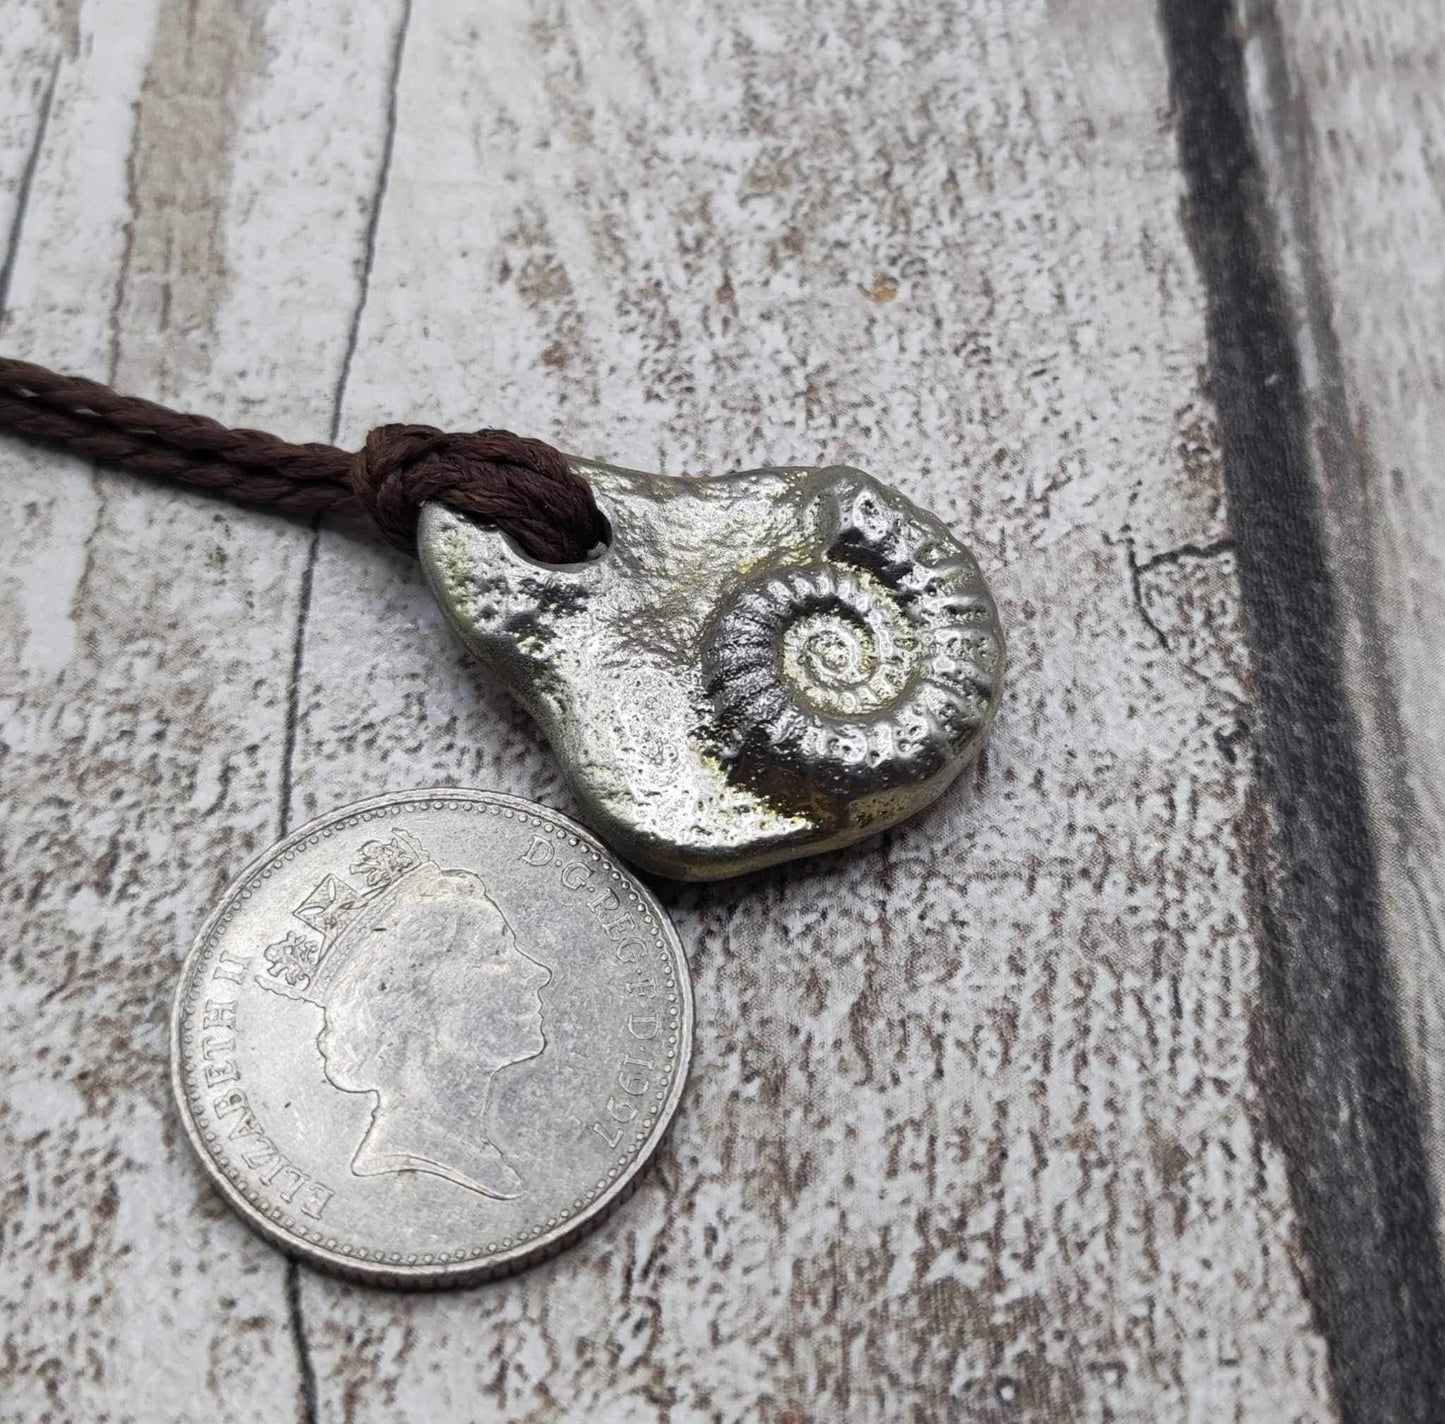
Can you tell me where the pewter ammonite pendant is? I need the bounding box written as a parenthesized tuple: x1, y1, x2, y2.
(419, 462, 1005, 880)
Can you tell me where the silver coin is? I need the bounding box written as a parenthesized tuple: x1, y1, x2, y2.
(171, 789, 693, 1288)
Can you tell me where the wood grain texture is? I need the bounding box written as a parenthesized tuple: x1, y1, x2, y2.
(1243, 0, 1445, 1241)
(1161, 4, 1445, 1416)
(288, 1, 1331, 1420)
(0, 3, 404, 1420)
(11, 0, 1439, 1418)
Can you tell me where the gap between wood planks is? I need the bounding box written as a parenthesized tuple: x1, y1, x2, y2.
(275, 3, 414, 1421)
(1158, 0, 1445, 1420)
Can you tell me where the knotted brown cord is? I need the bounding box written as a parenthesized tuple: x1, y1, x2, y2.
(0, 357, 607, 563)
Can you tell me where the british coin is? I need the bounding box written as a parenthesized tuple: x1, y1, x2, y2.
(171, 789, 693, 1287)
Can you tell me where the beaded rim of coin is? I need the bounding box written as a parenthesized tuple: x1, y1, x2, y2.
(170, 788, 694, 1289)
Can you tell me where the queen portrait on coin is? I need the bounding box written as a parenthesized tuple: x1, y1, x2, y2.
(259, 830, 551, 1200)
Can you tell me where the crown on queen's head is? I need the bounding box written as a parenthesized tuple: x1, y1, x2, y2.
(257, 828, 433, 1004)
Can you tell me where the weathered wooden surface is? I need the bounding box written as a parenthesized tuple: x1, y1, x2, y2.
(1157, 3, 1445, 1414)
(1243, 0, 1445, 1241)
(0, 0, 1438, 1420)
(0, 3, 412, 1419)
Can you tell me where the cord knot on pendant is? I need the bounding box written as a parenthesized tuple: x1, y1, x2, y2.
(350, 423, 607, 563)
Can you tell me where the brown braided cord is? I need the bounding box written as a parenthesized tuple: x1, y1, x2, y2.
(0, 357, 606, 563)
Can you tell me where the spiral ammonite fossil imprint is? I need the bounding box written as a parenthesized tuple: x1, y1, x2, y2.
(704, 475, 1002, 810)
(418, 460, 1004, 880)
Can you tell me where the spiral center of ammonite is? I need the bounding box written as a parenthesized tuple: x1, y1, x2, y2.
(780, 593, 914, 717)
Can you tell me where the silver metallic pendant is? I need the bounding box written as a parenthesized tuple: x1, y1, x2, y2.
(420, 461, 1005, 880)
(173, 789, 692, 1287)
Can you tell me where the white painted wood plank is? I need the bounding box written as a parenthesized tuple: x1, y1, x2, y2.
(0, 3, 402, 1420)
(0, 3, 67, 312)
(281, 1, 1336, 1419)
(1244, 0, 1445, 1226)
(21, 0, 1440, 1416)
